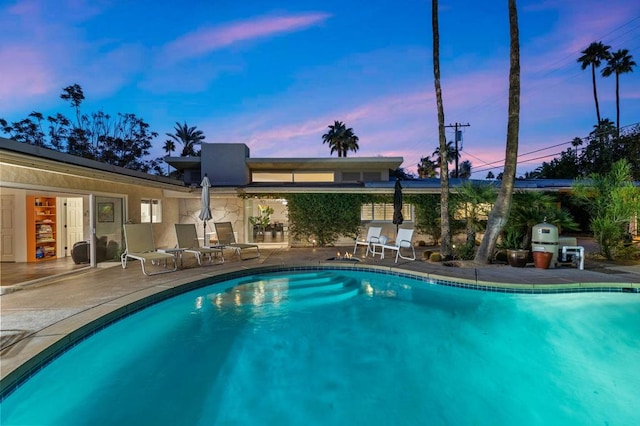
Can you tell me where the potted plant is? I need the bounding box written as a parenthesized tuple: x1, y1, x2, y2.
(498, 227, 529, 267)
(249, 205, 274, 242)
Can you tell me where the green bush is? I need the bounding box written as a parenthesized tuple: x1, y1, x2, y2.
(454, 242, 475, 260)
(429, 252, 442, 262)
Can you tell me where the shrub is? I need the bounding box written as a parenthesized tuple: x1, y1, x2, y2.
(429, 252, 442, 262)
(422, 250, 433, 260)
(454, 242, 475, 260)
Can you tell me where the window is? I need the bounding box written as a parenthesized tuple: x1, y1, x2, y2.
(252, 172, 335, 183)
(141, 199, 162, 223)
(361, 203, 412, 221)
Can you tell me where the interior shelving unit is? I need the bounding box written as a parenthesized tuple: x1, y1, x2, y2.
(27, 195, 57, 262)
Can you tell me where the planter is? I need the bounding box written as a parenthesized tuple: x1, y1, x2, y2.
(532, 251, 553, 269)
(507, 249, 529, 268)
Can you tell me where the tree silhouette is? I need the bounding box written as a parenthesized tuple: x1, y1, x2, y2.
(577, 41, 611, 125)
(166, 122, 205, 156)
(601, 48, 636, 135)
(322, 121, 359, 157)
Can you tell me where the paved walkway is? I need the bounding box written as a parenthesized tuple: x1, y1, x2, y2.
(1, 246, 639, 395)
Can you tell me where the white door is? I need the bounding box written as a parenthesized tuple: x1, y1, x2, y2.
(66, 197, 84, 256)
(1, 195, 15, 262)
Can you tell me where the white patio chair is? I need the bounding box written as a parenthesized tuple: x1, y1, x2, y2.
(353, 226, 382, 256)
(370, 228, 416, 263)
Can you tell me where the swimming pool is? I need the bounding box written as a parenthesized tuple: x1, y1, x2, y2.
(1, 269, 639, 425)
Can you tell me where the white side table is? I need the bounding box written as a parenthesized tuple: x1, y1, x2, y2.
(158, 248, 185, 268)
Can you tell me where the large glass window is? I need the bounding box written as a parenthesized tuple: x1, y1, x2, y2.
(361, 203, 412, 221)
(141, 199, 162, 223)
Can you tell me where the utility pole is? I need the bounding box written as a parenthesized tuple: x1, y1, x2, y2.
(445, 122, 470, 177)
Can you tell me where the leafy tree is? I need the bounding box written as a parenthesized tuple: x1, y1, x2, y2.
(166, 122, 205, 157)
(573, 160, 640, 260)
(286, 193, 365, 246)
(534, 147, 580, 179)
(432, 0, 452, 259)
(390, 167, 415, 180)
(601, 48, 636, 135)
(322, 121, 359, 157)
(535, 124, 640, 181)
(476, 0, 520, 264)
(1, 85, 158, 172)
(486, 171, 495, 180)
(577, 41, 611, 125)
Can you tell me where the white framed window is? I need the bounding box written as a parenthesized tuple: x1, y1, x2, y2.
(141, 199, 162, 223)
(361, 203, 412, 221)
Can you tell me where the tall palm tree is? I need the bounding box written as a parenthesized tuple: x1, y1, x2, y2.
(162, 139, 176, 174)
(577, 41, 611, 125)
(601, 48, 636, 135)
(322, 121, 359, 157)
(570, 136, 583, 162)
(475, 0, 520, 264)
(166, 122, 205, 157)
(432, 0, 452, 258)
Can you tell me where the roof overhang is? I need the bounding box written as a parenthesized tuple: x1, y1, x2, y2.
(246, 157, 404, 171)
(0, 138, 187, 191)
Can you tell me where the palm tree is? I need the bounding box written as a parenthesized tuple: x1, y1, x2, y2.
(475, 0, 520, 264)
(432, 141, 458, 167)
(417, 156, 438, 178)
(322, 121, 359, 157)
(570, 136, 582, 162)
(162, 139, 176, 174)
(601, 48, 636, 135)
(432, 0, 452, 258)
(457, 160, 472, 179)
(166, 122, 205, 157)
(577, 41, 611, 125)
(341, 127, 360, 157)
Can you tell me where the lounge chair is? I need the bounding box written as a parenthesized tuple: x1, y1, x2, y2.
(121, 223, 177, 275)
(353, 226, 382, 256)
(370, 228, 416, 263)
(214, 222, 260, 260)
(174, 223, 224, 266)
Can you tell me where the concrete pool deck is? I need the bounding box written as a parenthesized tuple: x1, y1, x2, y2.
(1, 245, 639, 395)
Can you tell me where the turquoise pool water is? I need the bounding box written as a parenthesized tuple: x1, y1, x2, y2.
(1, 269, 639, 425)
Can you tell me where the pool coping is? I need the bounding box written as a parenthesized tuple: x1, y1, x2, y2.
(1, 262, 639, 397)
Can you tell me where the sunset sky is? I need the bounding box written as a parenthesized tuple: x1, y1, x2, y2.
(1, 0, 639, 178)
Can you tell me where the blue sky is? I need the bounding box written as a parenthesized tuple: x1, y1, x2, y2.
(1, 0, 639, 178)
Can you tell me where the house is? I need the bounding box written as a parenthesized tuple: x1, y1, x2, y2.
(1, 138, 409, 266)
(8, 136, 625, 268)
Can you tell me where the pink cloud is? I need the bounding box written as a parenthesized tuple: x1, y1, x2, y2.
(163, 13, 332, 62)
